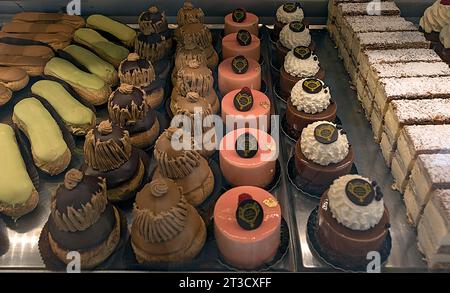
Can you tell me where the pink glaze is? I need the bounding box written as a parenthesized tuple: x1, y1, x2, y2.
(221, 88, 271, 132)
(224, 12, 259, 36)
(218, 57, 261, 96)
(214, 186, 281, 270)
(222, 32, 261, 61)
(219, 128, 277, 188)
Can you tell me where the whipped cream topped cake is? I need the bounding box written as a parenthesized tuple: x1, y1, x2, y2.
(379, 99, 450, 165)
(404, 154, 450, 226)
(418, 189, 450, 269)
(391, 125, 450, 193)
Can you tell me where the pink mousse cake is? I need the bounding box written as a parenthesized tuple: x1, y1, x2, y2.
(218, 55, 261, 96)
(222, 30, 261, 61)
(219, 128, 277, 188)
(214, 186, 281, 269)
(224, 8, 259, 36)
(221, 87, 271, 132)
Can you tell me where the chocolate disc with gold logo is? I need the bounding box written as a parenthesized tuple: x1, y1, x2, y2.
(231, 55, 249, 74)
(293, 46, 311, 60)
(232, 8, 247, 23)
(283, 2, 299, 13)
(234, 87, 254, 112)
(302, 78, 323, 94)
(236, 193, 264, 230)
(289, 21, 305, 33)
(314, 123, 338, 145)
(237, 29, 252, 46)
(345, 179, 375, 206)
(235, 133, 258, 158)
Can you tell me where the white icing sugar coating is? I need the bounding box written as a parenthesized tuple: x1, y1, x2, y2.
(279, 23, 311, 49)
(328, 175, 385, 231)
(420, 1, 450, 33)
(284, 50, 320, 78)
(290, 78, 331, 114)
(276, 5, 304, 24)
(300, 121, 350, 166)
(440, 23, 450, 49)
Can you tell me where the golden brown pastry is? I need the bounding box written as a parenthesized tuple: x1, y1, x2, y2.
(0, 42, 55, 60)
(131, 178, 206, 263)
(0, 84, 13, 106)
(0, 32, 71, 50)
(12, 12, 85, 29)
(0, 55, 48, 77)
(1, 22, 75, 37)
(152, 127, 214, 206)
(0, 67, 29, 92)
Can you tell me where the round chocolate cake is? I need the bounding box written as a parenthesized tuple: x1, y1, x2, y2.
(138, 6, 169, 35)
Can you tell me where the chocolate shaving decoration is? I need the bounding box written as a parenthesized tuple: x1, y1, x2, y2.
(293, 46, 311, 60)
(283, 2, 298, 13)
(233, 87, 254, 112)
(302, 78, 323, 94)
(231, 55, 249, 74)
(314, 123, 338, 145)
(235, 133, 258, 158)
(232, 8, 247, 23)
(237, 29, 252, 46)
(236, 194, 264, 230)
(345, 179, 375, 207)
(289, 21, 305, 33)
(64, 169, 83, 190)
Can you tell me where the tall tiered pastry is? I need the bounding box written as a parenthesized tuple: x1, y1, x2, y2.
(214, 186, 281, 269)
(419, 0, 450, 45)
(295, 121, 354, 194)
(46, 169, 121, 269)
(83, 120, 146, 202)
(152, 127, 214, 206)
(316, 175, 390, 267)
(273, 2, 305, 41)
(108, 84, 160, 150)
(172, 40, 208, 85)
(131, 178, 206, 263)
(177, 23, 218, 68)
(118, 53, 165, 109)
(175, 1, 205, 43)
(171, 59, 220, 114)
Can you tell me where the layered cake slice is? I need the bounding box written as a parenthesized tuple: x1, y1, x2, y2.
(366, 61, 450, 97)
(404, 154, 450, 226)
(352, 31, 430, 63)
(391, 125, 450, 193)
(341, 16, 417, 52)
(417, 189, 450, 269)
(359, 49, 442, 80)
(335, 1, 400, 28)
(380, 99, 450, 165)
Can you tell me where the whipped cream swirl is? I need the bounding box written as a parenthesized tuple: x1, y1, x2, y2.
(420, 1, 450, 33)
(276, 5, 304, 24)
(300, 121, 349, 166)
(284, 50, 320, 77)
(279, 22, 311, 49)
(328, 175, 385, 231)
(290, 78, 330, 114)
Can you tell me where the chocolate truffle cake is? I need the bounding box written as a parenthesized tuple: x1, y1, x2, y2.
(118, 53, 164, 109)
(152, 127, 214, 206)
(138, 6, 169, 35)
(316, 175, 390, 267)
(47, 169, 121, 269)
(178, 23, 218, 68)
(295, 121, 354, 194)
(172, 41, 208, 85)
(175, 1, 205, 42)
(171, 59, 219, 114)
(131, 178, 206, 263)
(108, 84, 160, 150)
(83, 120, 146, 202)
(274, 2, 305, 41)
(286, 78, 337, 139)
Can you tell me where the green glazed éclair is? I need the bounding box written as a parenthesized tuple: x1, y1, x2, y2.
(87, 14, 137, 47)
(44, 57, 112, 105)
(74, 28, 129, 68)
(0, 123, 34, 205)
(13, 98, 71, 175)
(63, 44, 118, 86)
(31, 80, 96, 136)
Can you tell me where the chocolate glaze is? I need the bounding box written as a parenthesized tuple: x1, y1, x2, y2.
(316, 194, 390, 265)
(120, 59, 151, 75)
(92, 124, 126, 145)
(111, 87, 145, 107)
(286, 98, 337, 139)
(85, 148, 140, 189)
(142, 77, 164, 93)
(137, 32, 164, 44)
(294, 144, 354, 195)
(48, 204, 116, 251)
(279, 66, 325, 101)
(122, 108, 156, 135)
(55, 175, 103, 214)
(140, 10, 164, 22)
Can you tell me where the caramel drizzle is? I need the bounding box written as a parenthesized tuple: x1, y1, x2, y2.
(176, 64, 213, 97)
(119, 60, 156, 87)
(154, 130, 201, 179)
(140, 7, 167, 34)
(134, 38, 166, 63)
(174, 47, 208, 73)
(51, 178, 108, 232)
(84, 128, 132, 172)
(133, 196, 189, 243)
(180, 26, 211, 49)
(177, 2, 204, 26)
(108, 93, 148, 127)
